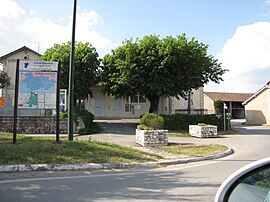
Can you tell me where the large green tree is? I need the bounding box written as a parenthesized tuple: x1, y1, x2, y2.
(101, 34, 227, 113)
(42, 42, 100, 100)
(0, 70, 10, 89)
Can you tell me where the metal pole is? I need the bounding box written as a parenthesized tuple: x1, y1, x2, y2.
(223, 103, 226, 131)
(68, 0, 77, 141)
(56, 62, 60, 143)
(227, 115, 230, 131)
(13, 59, 20, 144)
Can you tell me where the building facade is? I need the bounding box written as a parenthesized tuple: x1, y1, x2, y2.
(85, 87, 204, 119)
(0, 46, 42, 97)
(243, 81, 270, 125)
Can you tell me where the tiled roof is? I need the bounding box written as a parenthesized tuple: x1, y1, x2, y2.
(0, 46, 41, 61)
(204, 92, 254, 102)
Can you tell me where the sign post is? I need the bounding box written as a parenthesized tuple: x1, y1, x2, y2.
(223, 103, 228, 131)
(56, 62, 61, 143)
(13, 60, 59, 143)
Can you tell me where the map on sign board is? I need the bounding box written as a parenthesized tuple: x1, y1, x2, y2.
(18, 72, 57, 109)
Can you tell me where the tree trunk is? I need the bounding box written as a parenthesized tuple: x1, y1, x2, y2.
(187, 91, 191, 114)
(148, 95, 160, 114)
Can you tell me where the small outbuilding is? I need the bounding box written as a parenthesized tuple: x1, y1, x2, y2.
(243, 81, 270, 125)
(0, 46, 41, 97)
(204, 92, 254, 119)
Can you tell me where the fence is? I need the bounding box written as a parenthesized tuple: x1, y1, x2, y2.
(175, 108, 208, 115)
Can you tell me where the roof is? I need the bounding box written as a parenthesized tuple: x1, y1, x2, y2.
(204, 92, 254, 102)
(243, 81, 270, 105)
(0, 46, 41, 61)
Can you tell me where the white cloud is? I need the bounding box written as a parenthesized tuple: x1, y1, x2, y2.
(76, 10, 103, 29)
(205, 22, 270, 93)
(0, 0, 115, 58)
(0, 0, 25, 18)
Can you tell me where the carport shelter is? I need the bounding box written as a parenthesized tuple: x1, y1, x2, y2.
(204, 92, 254, 119)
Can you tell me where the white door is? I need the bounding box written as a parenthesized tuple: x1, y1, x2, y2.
(95, 95, 105, 117)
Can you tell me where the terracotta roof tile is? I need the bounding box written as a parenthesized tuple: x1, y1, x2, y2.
(204, 92, 254, 102)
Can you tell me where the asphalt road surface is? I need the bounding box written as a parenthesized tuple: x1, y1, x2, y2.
(1, 120, 270, 201)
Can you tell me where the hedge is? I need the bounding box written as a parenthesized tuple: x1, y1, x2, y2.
(162, 114, 229, 131)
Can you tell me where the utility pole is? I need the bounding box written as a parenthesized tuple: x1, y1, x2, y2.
(68, 0, 77, 141)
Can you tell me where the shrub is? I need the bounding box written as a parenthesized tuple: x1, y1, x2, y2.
(60, 108, 101, 134)
(137, 113, 164, 130)
(197, 123, 209, 126)
(137, 124, 154, 130)
(214, 99, 224, 115)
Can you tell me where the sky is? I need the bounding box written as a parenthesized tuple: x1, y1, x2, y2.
(1, 0, 270, 93)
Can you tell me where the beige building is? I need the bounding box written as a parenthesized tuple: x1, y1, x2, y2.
(85, 87, 204, 118)
(243, 81, 270, 125)
(0, 46, 41, 97)
(204, 92, 253, 119)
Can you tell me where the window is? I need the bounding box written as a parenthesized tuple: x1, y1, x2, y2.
(127, 93, 146, 103)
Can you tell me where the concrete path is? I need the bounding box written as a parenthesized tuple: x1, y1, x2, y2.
(77, 119, 139, 147)
(77, 119, 261, 147)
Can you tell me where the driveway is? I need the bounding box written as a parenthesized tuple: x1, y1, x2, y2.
(77, 119, 139, 146)
(77, 119, 270, 149)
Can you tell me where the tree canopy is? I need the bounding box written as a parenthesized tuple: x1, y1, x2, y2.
(42, 42, 100, 100)
(0, 70, 10, 89)
(101, 34, 227, 113)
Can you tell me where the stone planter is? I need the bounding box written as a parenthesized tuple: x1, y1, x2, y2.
(136, 129, 168, 146)
(189, 125, 217, 138)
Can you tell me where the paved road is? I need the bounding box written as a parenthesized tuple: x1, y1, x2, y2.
(0, 120, 270, 201)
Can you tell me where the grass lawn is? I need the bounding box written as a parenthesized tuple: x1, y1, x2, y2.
(169, 130, 191, 137)
(0, 132, 229, 165)
(159, 144, 228, 157)
(0, 133, 161, 165)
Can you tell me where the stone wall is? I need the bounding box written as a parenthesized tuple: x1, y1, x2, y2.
(0, 116, 84, 134)
(136, 129, 168, 146)
(189, 125, 217, 138)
